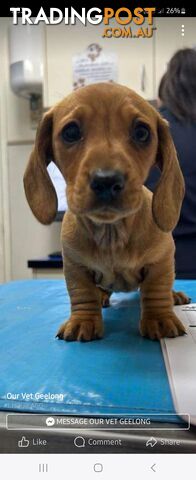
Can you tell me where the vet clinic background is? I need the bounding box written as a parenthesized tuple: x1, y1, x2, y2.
(0, 17, 195, 283)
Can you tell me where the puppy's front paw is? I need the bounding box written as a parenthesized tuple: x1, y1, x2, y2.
(56, 315, 104, 342)
(140, 312, 186, 340)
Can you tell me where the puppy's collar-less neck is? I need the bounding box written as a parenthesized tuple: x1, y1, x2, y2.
(76, 193, 149, 251)
(79, 215, 134, 251)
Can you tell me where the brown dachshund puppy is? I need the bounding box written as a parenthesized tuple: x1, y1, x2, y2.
(24, 83, 189, 342)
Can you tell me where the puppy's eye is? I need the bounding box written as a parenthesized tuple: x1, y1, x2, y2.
(132, 122, 151, 145)
(61, 122, 82, 144)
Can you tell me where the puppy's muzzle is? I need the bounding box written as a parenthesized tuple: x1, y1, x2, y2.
(90, 169, 125, 202)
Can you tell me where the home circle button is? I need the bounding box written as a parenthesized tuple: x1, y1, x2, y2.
(94, 463, 103, 473)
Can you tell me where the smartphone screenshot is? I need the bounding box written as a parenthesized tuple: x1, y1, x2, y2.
(0, 1, 196, 478)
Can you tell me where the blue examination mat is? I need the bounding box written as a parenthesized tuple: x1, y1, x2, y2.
(0, 279, 195, 422)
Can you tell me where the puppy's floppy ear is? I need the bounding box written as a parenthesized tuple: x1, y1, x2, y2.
(152, 115, 185, 232)
(23, 109, 57, 225)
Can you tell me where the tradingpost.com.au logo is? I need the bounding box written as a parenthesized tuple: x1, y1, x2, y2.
(10, 6, 156, 39)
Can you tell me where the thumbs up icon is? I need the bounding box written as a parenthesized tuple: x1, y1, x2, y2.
(18, 436, 30, 448)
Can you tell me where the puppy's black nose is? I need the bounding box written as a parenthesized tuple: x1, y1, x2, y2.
(90, 170, 125, 201)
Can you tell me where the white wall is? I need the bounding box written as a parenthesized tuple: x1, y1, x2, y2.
(0, 18, 11, 283)
(44, 20, 155, 106)
(0, 18, 60, 282)
(8, 144, 61, 279)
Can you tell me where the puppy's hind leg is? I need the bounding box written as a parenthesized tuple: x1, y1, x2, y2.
(172, 290, 191, 305)
(101, 290, 111, 308)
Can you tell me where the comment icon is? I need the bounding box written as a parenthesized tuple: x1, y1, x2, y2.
(74, 436, 86, 448)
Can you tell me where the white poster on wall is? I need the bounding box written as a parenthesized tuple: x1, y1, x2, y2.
(72, 44, 118, 90)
